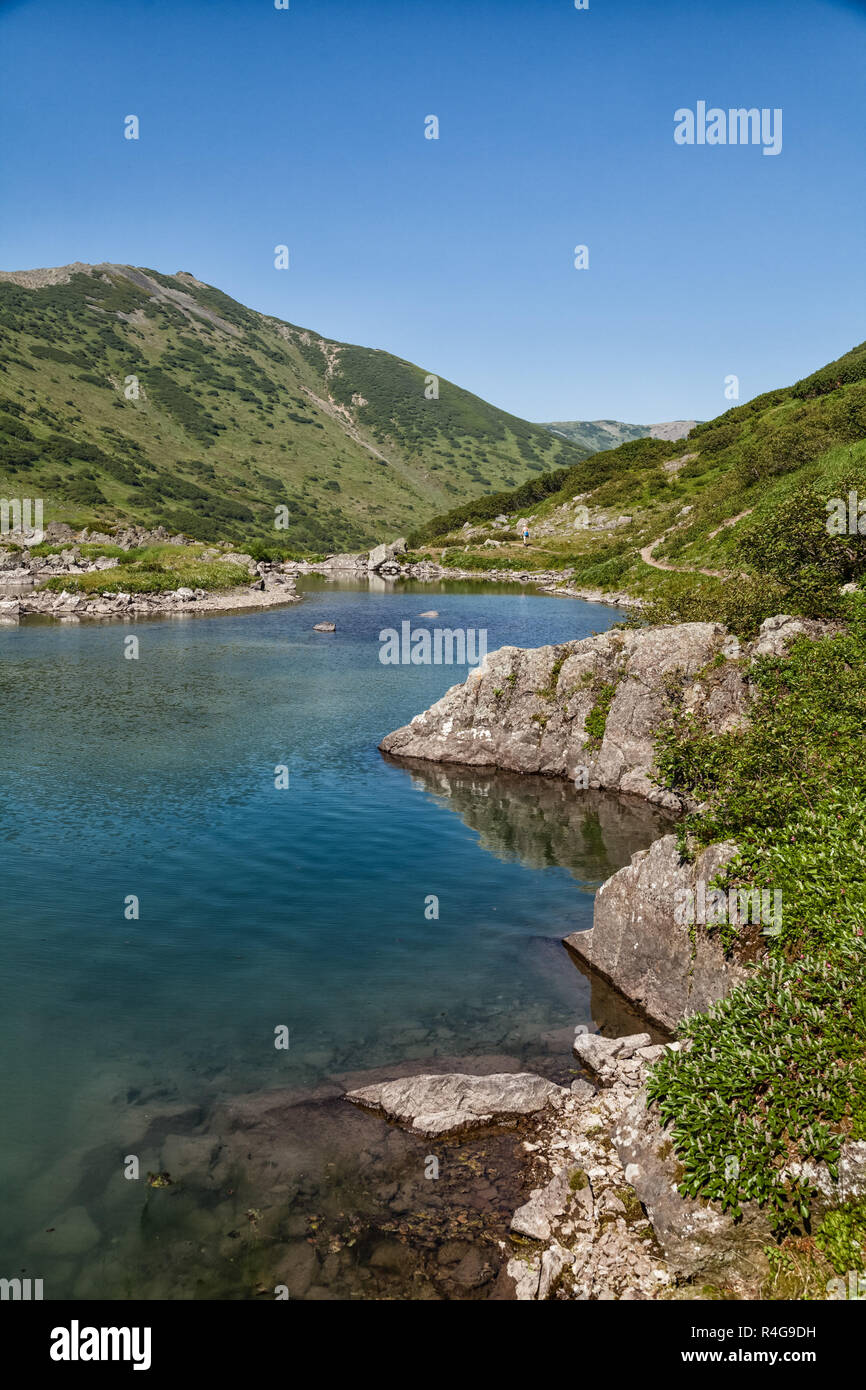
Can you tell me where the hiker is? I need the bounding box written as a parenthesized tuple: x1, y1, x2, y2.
(522, 525, 530, 547)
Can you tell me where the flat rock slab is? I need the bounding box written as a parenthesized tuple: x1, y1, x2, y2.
(345, 1072, 567, 1137)
(313, 622, 336, 632)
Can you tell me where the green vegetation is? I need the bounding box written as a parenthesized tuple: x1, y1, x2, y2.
(816, 1199, 866, 1273)
(40, 546, 249, 595)
(583, 680, 618, 749)
(542, 419, 651, 452)
(646, 605, 866, 1243)
(0, 264, 584, 553)
(412, 340, 866, 641)
(647, 948, 866, 1228)
(396, 339, 858, 1269)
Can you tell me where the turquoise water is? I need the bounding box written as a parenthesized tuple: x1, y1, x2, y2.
(0, 579, 668, 1297)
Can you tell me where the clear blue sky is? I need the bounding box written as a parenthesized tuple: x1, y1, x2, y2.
(1, 0, 863, 424)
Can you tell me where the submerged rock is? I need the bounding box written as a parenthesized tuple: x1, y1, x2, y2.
(344, 1072, 567, 1137)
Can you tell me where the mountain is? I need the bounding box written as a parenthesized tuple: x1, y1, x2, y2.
(645, 420, 701, 441)
(0, 263, 587, 551)
(542, 419, 699, 451)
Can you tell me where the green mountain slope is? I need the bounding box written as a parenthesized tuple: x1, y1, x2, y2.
(543, 419, 648, 451)
(0, 263, 586, 550)
(409, 338, 866, 632)
(542, 419, 698, 451)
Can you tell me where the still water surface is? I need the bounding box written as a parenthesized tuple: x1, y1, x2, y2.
(0, 579, 668, 1297)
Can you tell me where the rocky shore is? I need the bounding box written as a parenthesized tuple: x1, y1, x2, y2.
(297, 536, 641, 608)
(372, 611, 860, 1298)
(0, 579, 298, 624)
(0, 523, 299, 622)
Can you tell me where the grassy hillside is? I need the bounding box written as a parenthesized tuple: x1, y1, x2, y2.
(543, 419, 649, 451)
(410, 337, 866, 634)
(0, 263, 585, 551)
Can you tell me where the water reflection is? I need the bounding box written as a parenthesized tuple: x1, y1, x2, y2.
(383, 755, 675, 889)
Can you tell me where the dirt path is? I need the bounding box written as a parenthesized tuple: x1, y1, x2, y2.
(639, 509, 753, 579)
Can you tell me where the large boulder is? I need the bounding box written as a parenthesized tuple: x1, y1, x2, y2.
(750, 614, 841, 661)
(217, 551, 256, 575)
(344, 1072, 567, 1137)
(564, 835, 751, 1031)
(379, 623, 748, 809)
(368, 538, 407, 572)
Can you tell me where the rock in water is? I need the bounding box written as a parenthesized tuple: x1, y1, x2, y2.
(379, 622, 749, 808)
(344, 1072, 567, 1137)
(313, 621, 336, 632)
(564, 835, 750, 1031)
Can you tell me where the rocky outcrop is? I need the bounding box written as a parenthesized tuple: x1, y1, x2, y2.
(380, 622, 748, 809)
(0, 532, 300, 622)
(749, 613, 842, 660)
(367, 538, 406, 573)
(345, 1072, 567, 1137)
(319, 552, 369, 571)
(564, 836, 752, 1032)
(505, 1028, 865, 1299)
(6, 579, 299, 623)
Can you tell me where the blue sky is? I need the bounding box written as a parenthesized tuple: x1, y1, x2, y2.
(1, 0, 863, 424)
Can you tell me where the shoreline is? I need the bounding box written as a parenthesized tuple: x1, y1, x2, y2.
(2, 541, 644, 625)
(2, 564, 748, 1297)
(0, 581, 301, 624)
(294, 555, 644, 610)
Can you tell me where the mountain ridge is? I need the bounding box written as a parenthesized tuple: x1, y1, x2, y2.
(542, 419, 699, 452)
(0, 262, 587, 550)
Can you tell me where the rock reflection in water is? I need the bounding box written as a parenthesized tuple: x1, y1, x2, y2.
(383, 755, 674, 888)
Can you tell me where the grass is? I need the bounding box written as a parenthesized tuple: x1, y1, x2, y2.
(583, 680, 619, 749)
(40, 548, 250, 595)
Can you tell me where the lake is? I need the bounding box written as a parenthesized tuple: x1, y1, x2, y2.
(0, 578, 670, 1298)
